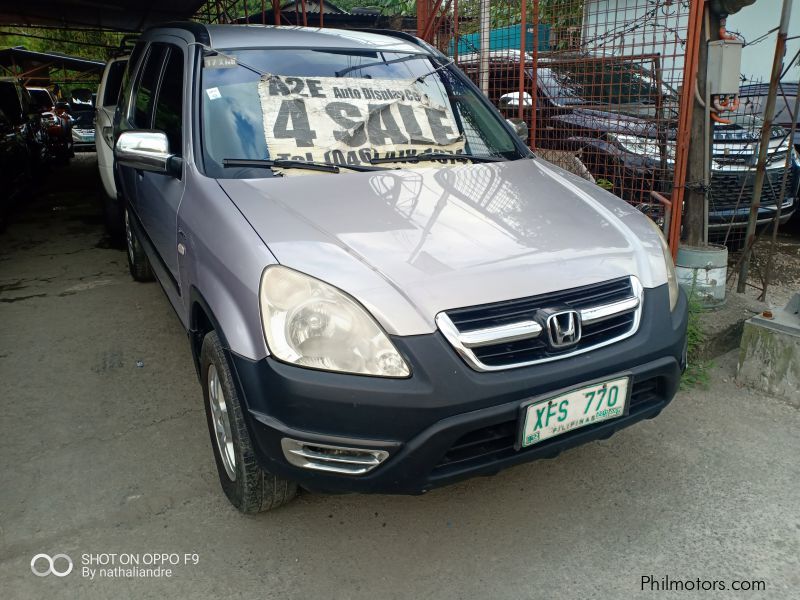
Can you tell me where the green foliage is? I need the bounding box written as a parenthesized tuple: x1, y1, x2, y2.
(0, 28, 122, 96)
(596, 178, 613, 190)
(681, 293, 712, 390)
(451, 0, 584, 42)
(0, 28, 123, 62)
(378, 0, 416, 16)
(540, 0, 584, 29)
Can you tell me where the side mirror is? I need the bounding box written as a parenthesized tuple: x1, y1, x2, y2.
(116, 130, 180, 176)
(499, 91, 533, 108)
(507, 118, 529, 141)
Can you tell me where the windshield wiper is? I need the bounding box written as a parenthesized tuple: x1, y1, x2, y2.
(369, 153, 503, 165)
(222, 158, 384, 173)
(335, 54, 421, 78)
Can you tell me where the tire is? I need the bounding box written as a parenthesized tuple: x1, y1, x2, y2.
(124, 207, 154, 282)
(200, 331, 297, 513)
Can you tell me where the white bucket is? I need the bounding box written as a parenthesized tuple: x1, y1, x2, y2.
(676, 244, 728, 308)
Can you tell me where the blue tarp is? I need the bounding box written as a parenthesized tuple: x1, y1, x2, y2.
(449, 24, 551, 56)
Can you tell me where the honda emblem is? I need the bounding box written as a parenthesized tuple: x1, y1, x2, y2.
(546, 310, 581, 349)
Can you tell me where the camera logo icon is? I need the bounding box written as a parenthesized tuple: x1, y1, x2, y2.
(30, 553, 73, 577)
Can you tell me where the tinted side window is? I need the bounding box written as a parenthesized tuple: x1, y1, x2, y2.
(131, 44, 167, 128)
(0, 83, 22, 124)
(102, 60, 127, 107)
(153, 48, 184, 155)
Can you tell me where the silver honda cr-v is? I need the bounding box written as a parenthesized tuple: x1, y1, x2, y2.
(114, 23, 688, 513)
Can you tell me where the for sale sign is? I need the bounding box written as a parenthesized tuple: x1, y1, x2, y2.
(257, 75, 466, 167)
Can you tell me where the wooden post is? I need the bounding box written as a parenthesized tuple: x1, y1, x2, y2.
(683, 6, 720, 246)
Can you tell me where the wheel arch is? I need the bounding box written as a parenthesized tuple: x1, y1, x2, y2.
(188, 287, 232, 378)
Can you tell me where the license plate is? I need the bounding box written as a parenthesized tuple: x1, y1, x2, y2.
(520, 376, 630, 448)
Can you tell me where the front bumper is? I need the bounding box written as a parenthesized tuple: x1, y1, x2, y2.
(229, 284, 688, 494)
(583, 142, 800, 227)
(707, 196, 796, 230)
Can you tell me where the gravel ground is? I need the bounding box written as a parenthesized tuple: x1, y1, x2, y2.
(1, 155, 798, 599)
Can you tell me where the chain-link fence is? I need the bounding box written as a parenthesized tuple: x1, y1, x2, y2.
(414, 0, 704, 250)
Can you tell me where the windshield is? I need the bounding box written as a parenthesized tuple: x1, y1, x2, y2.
(29, 89, 52, 110)
(200, 48, 523, 178)
(538, 58, 678, 118)
(71, 110, 94, 128)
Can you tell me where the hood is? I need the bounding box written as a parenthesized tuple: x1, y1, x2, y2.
(218, 159, 667, 336)
(551, 108, 670, 139)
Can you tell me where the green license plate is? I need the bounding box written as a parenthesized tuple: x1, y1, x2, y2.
(520, 376, 630, 448)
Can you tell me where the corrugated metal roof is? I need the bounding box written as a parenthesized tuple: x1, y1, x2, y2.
(0, 1, 206, 31)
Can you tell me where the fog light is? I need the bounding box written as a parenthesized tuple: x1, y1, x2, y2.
(281, 438, 389, 475)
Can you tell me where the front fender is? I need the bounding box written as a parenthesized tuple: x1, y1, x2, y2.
(179, 172, 276, 362)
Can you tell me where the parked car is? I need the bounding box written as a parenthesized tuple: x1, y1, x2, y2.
(96, 55, 128, 237)
(26, 86, 74, 162)
(115, 24, 688, 513)
(0, 77, 46, 228)
(69, 108, 96, 151)
(460, 51, 800, 245)
(0, 77, 47, 166)
(0, 102, 30, 230)
(739, 82, 799, 149)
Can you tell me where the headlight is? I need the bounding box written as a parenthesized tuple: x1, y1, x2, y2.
(610, 133, 675, 162)
(645, 218, 679, 311)
(259, 266, 410, 377)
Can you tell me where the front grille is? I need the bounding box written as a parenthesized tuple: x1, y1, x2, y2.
(710, 167, 791, 212)
(433, 376, 663, 473)
(447, 278, 634, 331)
(470, 311, 635, 367)
(439, 277, 641, 370)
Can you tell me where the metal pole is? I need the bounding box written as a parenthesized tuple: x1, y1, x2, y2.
(453, 0, 459, 63)
(667, 0, 705, 259)
(530, 0, 538, 149)
(761, 85, 800, 301)
(737, 0, 793, 293)
(417, 0, 428, 38)
(479, 0, 490, 95)
(518, 0, 527, 122)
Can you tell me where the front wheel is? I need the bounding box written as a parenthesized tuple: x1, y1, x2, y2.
(200, 331, 297, 513)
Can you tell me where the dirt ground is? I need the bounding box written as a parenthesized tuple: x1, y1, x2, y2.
(1, 155, 798, 599)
